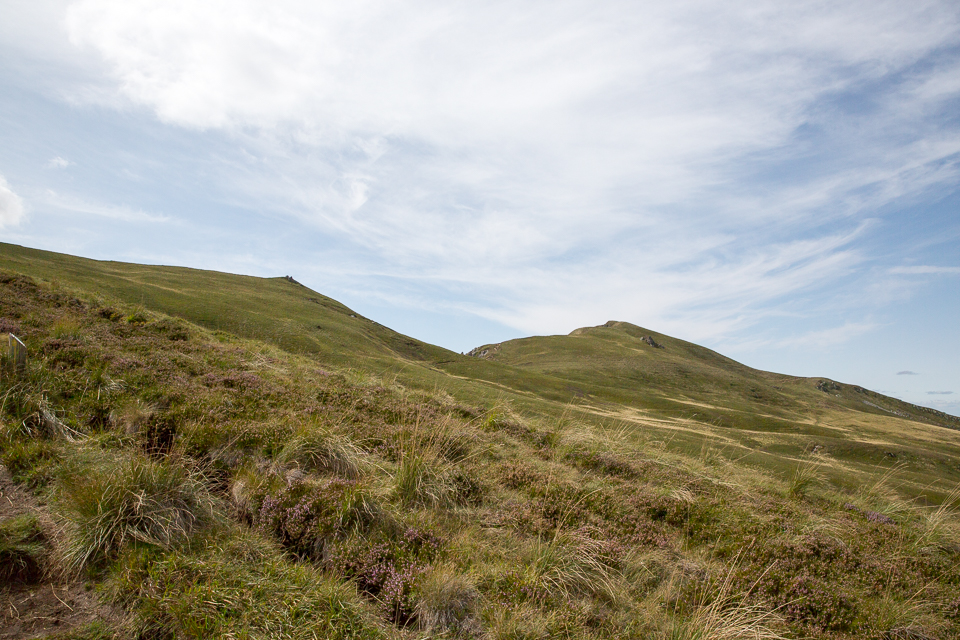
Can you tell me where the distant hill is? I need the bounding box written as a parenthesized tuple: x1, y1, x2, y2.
(469, 319, 960, 430)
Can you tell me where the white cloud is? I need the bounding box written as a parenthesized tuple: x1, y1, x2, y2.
(46, 155, 73, 168)
(0, 176, 26, 228)
(889, 265, 960, 275)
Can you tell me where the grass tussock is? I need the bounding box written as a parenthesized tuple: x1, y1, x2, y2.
(788, 459, 825, 500)
(274, 422, 366, 479)
(393, 412, 475, 508)
(525, 525, 622, 601)
(864, 592, 943, 640)
(50, 318, 83, 340)
(912, 484, 960, 551)
(415, 562, 481, 636)
(664, 563, 787, 640)
(54, 451, 220, 573)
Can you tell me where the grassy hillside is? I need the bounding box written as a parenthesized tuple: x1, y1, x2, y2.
(469, 321, 960, 502)
(2, 243, 960, 640)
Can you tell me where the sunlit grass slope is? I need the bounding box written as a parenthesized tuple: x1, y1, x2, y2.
(0, 242, 454, 366)
(471, 321, 960, 501)
(2, 245, 960, 639)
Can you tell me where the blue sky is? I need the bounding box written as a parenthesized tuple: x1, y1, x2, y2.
(1, 0, 959, 415)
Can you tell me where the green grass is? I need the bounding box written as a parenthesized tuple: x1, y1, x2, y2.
(110, 532, 388, 639)
(1, 244, 959, 639)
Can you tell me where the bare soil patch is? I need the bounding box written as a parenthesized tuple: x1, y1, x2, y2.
(0, 465, 123, 639)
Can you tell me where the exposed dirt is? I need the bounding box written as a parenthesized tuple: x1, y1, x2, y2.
(0, 465, 124, 639)
(0, 465, 35, 522)
(1, 583, 116, 640)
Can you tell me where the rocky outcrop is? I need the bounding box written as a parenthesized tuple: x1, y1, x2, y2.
(817, 380, 841, 393)
(641, 335, 664, 349)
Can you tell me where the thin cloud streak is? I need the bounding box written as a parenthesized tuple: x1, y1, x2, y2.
(46, 155, 72, 168)
(40, 190, 172, 223)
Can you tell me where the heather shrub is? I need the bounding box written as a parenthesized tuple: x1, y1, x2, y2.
(256, 477, 379, 559)
(732, 532, 871, 634)
(331, 527, 443, 625)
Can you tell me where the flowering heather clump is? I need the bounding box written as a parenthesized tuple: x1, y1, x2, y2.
(256, 478, 377, 558)
(332, 527, 443, 625)
(779, 575, 856, 632)
(845, 503, 897, 526)
(201, 371, 263, 391)
(0, 317, 21, 333)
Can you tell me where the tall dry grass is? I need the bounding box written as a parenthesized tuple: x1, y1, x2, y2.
(662, 558, 787, 640)
(54, 450, 220, 573)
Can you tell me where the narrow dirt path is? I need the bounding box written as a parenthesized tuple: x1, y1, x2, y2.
(0, 465, 123, 639)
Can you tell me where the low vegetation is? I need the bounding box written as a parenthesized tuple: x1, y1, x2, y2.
(1, 256, 959, 639)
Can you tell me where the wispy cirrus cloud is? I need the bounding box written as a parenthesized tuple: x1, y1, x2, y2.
(0, 0, 956, 409)
(40, 190, 172, 223)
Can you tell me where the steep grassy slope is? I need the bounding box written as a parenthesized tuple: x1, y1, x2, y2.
(1, 250, 960, 639)
(3, 241, 960, 502)
(2, 269, 960, 640)
(3, 241, 960, 503)
(0, 242, 455, 367)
